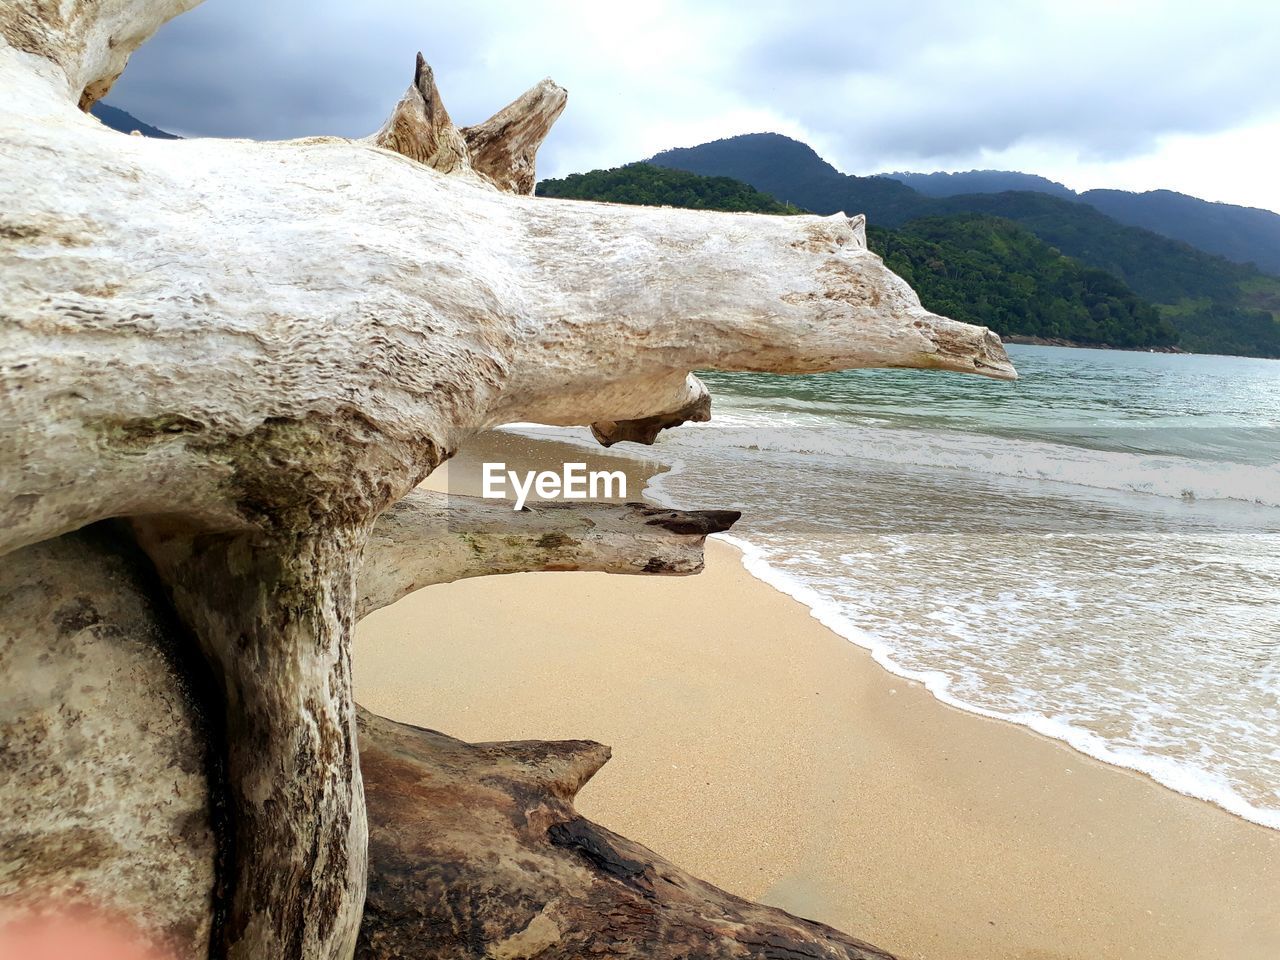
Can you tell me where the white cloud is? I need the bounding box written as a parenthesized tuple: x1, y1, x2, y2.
(109, 0, 1280, 213)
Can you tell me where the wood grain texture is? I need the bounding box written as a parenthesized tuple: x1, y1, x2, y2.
(357, 709, 896, 960)
(0, 3, 1013, 958)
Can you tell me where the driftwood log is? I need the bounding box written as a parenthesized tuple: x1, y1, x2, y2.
(358, 490, 741, 617)
(357, 709, 894, 960)
(0, 2, 1015, 958)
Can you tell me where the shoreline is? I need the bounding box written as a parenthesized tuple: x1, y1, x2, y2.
(356, 431, 1280, 959)
(593, 421, 1280, 828)
(706, 527, 1280, 831)
(1001, 334, 1186, 353)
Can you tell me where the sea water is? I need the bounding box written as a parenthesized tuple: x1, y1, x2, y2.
(516, 344, 1280, 829)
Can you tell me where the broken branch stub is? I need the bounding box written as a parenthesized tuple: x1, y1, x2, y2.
(367, 52, 470, 175)
(358, 490, 739, 618)
(369, 53, 566, 196)
(460, 77, 568, 195)
(591, 374, 713, 447)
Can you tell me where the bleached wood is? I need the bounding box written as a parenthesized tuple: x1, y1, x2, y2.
(591, 373, 712, 446)
(358, 490, 739, 617)
(367, 52, 469, 176)
(0, 526, 218, 959)
(461, 77, 568, 195)
(0, 76, 1013, 557)
(0, 3, 1014, 959)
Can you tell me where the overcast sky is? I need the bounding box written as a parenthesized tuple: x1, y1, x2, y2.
(110, 0, 1280, 214)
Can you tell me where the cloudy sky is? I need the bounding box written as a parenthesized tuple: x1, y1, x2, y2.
(110, 0, 1280, 213)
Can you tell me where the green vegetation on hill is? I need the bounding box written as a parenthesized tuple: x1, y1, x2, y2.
(537, 163, 1178, 350)
(885, 171, 1280, 279)
(869, 217, 1177, 349)
(649, 134, 1280, 357)
(536, 163, 800, 214)
(931, 191, 1257, 304)
(927, 192, 1280, 356)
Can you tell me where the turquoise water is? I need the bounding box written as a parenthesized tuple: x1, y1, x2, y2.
(523, 344, 1280, 827)
(702, 345, 1280, 467)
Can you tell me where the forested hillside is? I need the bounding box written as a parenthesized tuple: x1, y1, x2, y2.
(927, 192, 1280, 356)
(650, 133, 926, 224)
(650, 134, 1280, 357)
(870, 217, 1176, 348)
(1080, 189, 1280, 277)
(536, 163, 798, 213)
(884, 172, 1280, 277)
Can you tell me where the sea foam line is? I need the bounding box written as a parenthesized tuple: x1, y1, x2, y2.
(504, 423, 1280, 831)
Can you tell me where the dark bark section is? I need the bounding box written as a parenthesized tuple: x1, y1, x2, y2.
(591, 390, 712, 447)
(356, 710, 895, 960)
(642, 506, 741, 536)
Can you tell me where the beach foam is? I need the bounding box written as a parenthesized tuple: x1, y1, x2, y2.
(502, 346, 1280, 831)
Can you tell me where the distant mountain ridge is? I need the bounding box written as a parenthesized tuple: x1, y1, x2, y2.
(651, 133, 924, 226)
(90, 102, 180, 140)
(649, 133, 1280, 357)
(886, 170, 1076, 200)
(1078, 188, 1280, 277)
(881, 170, 1280, 276)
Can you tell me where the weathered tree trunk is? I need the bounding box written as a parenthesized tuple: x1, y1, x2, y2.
(0, 525, 222, 959)
(0, 2, 1015, 958)
(1, 515, 894, 960)
(133, 521, 371, 960)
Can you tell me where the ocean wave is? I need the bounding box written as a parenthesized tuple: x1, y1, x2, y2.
(664, 416, 1280, 510)
(503, 422, 1280, 830)
(637, 437, 1280, 832)
(709, 530, 1280, 832)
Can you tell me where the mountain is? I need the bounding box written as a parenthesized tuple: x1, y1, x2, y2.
(650, 134, 1280, 357)
(650, 133, 925, 226)
(89, 102, 180, 140)
(886, 170, 1076, 200)
(927, 190, 1258, 305)
(1078, 189, 1280, 277)
(536, 163, 800, 213)
(882, 171, 1280, 277)
(537, 163, 1177, 351)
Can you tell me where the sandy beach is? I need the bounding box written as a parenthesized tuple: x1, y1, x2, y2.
(356, 431, 1280, 960)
